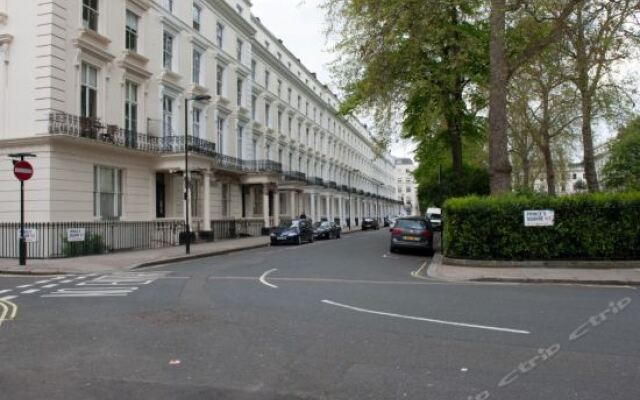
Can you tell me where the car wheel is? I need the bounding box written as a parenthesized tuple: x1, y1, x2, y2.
(337, 232, 341, 239)
(389, 246, 396, 253)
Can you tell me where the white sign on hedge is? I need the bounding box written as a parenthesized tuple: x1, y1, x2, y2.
(524, 210, 555, 227)
(66, 228, 86, 242)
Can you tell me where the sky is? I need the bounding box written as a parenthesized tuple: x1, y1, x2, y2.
(250, 0, 416, 159)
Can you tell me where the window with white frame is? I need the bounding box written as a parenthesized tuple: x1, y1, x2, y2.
(216, 22, 224, 48)
(237, 124, 244, 158)
(94, 165, 123, 219)
(236, 39, 243, 62)
(216, 65, 224, 96)
(192, 48, 202, 84)
(264, 70, 270, 88)
(163, 31, 174, 70)
(81, 63, 98, 119)
(163, 0, 173, 12)
(162, 95, 173, 136)
(192, 3, 201, 31)
(265, 143, 271, 160)
(277, 110, 282, 133)
(236, 78, 243, 107)
(287, 88, 292, 103)
(217, 117, 225, 153)
(82, 0, 99, 31)
(277, 79, 282, 97)
(125, 10, 139, 52)
(192, 108, 201, 137)
(124, 81, 138, 133)
(251, 59, 256, 79)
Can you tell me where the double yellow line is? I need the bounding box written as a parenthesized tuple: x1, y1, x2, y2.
(0, 297, 18, 328)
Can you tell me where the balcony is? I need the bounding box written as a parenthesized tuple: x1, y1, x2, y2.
(341, 185, 349, 192)
(214, 155, 283, 174)
(283, 171, 306, 182)
(156, 135, 216, 157)
(48, 112, 217, 157)
(48, 112, 156, 152)
(358, 189, 365, 195)
(326, 181, 337, 189)
(307, 177, 325, 187)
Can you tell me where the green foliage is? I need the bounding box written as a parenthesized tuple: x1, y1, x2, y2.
(418, 164, 490, 209)
(603, 117, 640, 191)
(62, 233, 106, 257)
(443, 192, 640, 260)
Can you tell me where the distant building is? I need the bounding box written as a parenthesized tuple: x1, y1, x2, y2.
(534, 143, 610, 194)
(394, 158, 420, 216)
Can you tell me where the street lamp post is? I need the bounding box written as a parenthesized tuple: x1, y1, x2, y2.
(184, 94, 212, 254)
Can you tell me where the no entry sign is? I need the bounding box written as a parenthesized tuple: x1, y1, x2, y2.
(13, 160, 33, 181)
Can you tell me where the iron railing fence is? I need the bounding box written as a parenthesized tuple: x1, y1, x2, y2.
(210, 218, 266, 240)
(0, 220, 184, 259)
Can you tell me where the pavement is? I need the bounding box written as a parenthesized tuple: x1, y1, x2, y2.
(0, 229, 638, 400)
(0, 226, 365, 275)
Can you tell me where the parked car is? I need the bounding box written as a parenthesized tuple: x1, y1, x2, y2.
(361, 218, 380, 230)
(425, 207, 442, 232)
(389, 217, 434, 255)
(383, 216, 391, 227)
(270, 219, 314, 245)
(388, 216, 398, 227)
(313, 221, 341, 240)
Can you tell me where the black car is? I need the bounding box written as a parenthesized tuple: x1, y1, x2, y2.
(383, 217, 391, 227)
(270, 219, 315, 245)
(361, 218, 380, 230)
(313, 221, 342, 240)
(389, 217, 434, 255)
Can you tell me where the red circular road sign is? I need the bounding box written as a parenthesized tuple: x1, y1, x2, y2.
(13, 160, 34, 181)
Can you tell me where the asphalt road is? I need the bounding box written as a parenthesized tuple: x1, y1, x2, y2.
(0, 230, 638, 400)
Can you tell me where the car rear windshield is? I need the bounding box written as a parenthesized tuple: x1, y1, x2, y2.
(428, 214, 441, 220)
(396, 219, 427, 229)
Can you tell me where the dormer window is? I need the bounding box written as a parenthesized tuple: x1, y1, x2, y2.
(82, 0, 99, 31)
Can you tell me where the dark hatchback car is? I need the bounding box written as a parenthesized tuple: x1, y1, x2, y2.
(270, 219, 314, 245)
(313, 221, 342, 240)
(389, 217, 434, 255)
(361, 218, 380, 230)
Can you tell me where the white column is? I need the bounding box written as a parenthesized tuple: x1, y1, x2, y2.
(310, 192, 317, 222)
(274, 190, 280, 226)
(325, 195, 331, 221)
(262, 184, 270, 227)
(290, 191, 297, 218)
(339, 197, 345, 227)
(203, 171, 211, 231)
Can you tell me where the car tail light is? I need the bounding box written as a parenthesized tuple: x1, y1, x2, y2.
(392, 228, 402, 235)
(422, 230, 432, 239)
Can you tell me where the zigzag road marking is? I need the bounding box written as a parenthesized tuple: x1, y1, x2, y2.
(0, 297, 18, 328)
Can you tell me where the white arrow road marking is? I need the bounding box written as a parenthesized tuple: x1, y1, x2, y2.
(321, 300, 531, 335)
(259, 269, 279, 289)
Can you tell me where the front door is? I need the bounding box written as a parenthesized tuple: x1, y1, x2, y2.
(156, 173, 166, 218)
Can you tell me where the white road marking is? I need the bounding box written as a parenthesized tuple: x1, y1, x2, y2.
(42, 286, 138, 298)
(51, 276, 66, 280)
(41, 284, 59, 289)
(321, 299, 531, 335)
(1, 295, 17, 301)
(0, 290, 12, 295)
(259, 269, 279, 289)
(16, 284, 33, 289)
(20, 289, 41, 294)
(0, 297, 18, 327)
(34, 280, 51, 285)
(59, 279, 74, 284)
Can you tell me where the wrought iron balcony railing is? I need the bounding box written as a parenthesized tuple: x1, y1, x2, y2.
(155, 135, 216, 157)
(341, 185, 349, 192)
(326, 181, 337, 189)
(283, 171, 306, 182)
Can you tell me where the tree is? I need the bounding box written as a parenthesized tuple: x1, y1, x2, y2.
(562, 0, 640, 192)
(488, 0, 585, 194)
(417, 164, 490, 209)
(323, 0, 487, 177)
(603, 116, 640, 191)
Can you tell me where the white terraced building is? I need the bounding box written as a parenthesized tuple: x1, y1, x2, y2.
(0, 0, 400, 255)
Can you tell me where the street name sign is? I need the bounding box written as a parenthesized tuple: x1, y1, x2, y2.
(66, 228, 86, 242)
(524, 210, 555, 227)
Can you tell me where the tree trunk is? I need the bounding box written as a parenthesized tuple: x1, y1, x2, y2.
(489, 0, 513, 194)
(540, 140, 556, 196)
(522, 155, 531, 190)
(444, 5, 464, 178)
(574, 6, 600, 192)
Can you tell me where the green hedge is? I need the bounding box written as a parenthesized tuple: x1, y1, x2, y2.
(443, 192, 640, 260)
